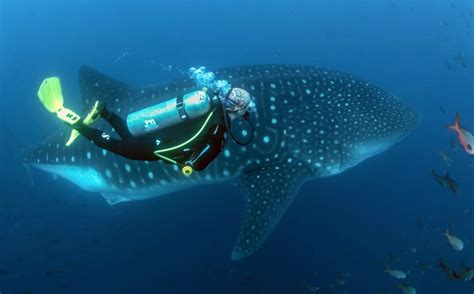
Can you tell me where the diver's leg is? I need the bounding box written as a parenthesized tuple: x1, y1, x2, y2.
(74, 123, 153, 161)
(73, 123, 126, 156)
(100, 106, 132, 140)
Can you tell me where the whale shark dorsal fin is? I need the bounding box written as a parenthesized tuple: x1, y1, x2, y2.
(79, 66, 136, 112)
(232, 159, 313, 260)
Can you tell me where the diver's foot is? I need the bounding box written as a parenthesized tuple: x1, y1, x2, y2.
(56, 107, 81, 126)
(70, 119, 85, 130)
(98, 103, 113, 120)
(83, 101, 104, 126)
(91, 101, 106, 121)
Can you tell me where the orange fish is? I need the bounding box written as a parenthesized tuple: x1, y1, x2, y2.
(448, 113, 474, 155)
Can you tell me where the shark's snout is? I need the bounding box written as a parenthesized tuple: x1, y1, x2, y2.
(397, 102, 421, 135)
(372, 96, 420, 144)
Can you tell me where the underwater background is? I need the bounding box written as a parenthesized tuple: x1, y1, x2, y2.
(0, 0, 473, 293)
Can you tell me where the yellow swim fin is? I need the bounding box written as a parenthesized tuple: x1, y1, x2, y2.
(37, 77, 81, 125)
(66, 101, 101, 146)
(38, 77, 64, 113)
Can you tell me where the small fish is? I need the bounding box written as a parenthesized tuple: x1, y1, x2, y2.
(450, 136, 458, 152)
(443, 228, 464, 251)
(398, 283, 416, 294)
(454, 53, 468, 69)
(431, 169, 459, 195)
(439, 148, 452, 167)
(439, 258, 456, 279)
(415, 261, 432, 272)
(385, 267, 407, 279)
(444, 262, 474, 282)
(335, 271, 350, 286)
(306, 285, 319, 292)
(439, 105, 447, 115)
(454, 267, 474, 281)
(336, 275, 345, 286)
(448, 113, 474, 155)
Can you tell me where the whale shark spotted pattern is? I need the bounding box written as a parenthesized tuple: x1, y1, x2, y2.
(23, 64, 419, 260)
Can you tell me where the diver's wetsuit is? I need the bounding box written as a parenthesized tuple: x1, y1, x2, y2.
(73, 107, 227, 170)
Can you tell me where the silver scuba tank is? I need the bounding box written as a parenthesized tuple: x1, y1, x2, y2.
(126, 90, 212, 136)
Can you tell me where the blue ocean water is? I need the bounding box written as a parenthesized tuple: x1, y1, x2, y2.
(0, 0, 473, 293)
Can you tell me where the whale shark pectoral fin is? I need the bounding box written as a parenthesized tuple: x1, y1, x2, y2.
(232, 160, 312, 261)
(100, 193, 132, 205)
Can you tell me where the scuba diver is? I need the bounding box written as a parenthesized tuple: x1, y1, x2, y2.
(37, 73, 254, 176)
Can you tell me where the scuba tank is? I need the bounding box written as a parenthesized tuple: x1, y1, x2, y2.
(126, 89, 214, 136)
(126, 82, 255, 176)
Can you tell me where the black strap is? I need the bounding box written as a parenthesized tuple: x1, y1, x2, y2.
(214, 89, 253, 146)
(222, 108, 254, 146)
(176, 94, 189, 121)
(223, 87, 234, 101)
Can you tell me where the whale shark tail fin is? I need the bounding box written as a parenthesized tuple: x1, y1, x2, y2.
(231, 158, 313, 260)
(0, 120, 23, 157)
(0, 121, 35, 187)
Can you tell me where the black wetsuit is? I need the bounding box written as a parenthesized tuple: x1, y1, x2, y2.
(74, 107, 227, 171)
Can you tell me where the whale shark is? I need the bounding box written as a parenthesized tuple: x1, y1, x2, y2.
(22, 64, 420, 260)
